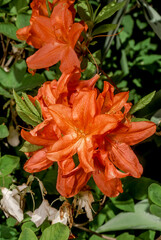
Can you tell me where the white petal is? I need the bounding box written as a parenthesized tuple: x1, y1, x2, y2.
(0, 188, 23, 222)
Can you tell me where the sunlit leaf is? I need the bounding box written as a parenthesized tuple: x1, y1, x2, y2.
(0, 155, 20, 177)
(148, 183, 161, 207)
(95, 0, 127, 24)
(18, 228, 38, 240)
(130, 91, 156, 114)
(40, 223, 70, 240)
(0, 124, 9, 138)
(0, 23, 18, 40)
(97, 200, 161, 233)
(92, 24, 117, 36)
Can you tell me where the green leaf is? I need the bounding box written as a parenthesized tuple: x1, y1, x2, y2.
(43, 165, 59, 195)
(92, 24, 117, 36)
(0, 0, 12, 6)
(139, 0, 161, 40)
(0, 124, 9, 138)
(22, 93, 41, 118)
(16, 13, 30, 29)
(131, 117, 150, 122)
(150, 204, 161, 218)
(0, 225, 18, 239)
(97, 200, 161, 233)
(95, 0, 127, 24)
(110, 192, 135, 212)
(0, 175, 13, 188)
(13, 89, 31, 115)
(13, 90, 42, 125)
(35, 100, 42, 119)
(77, 0, 91, 21)
(0, 60, 45, 92)
(9, 0, 29, 14)
(0, 23, 18, 41)
(20, 141, 43, 153)
(18, 228, 38, 240)
(21, 222, 39, 233)
(40, 223, 70, 240)
(6, 217, 17, 227)
(116, 232, 135, 240)
(122, 177, 157, 201)
(136, 230, 156, 240)
(130, 91, 156, 114)
(0, 155, 20, 177)
(0, 86, 13, 98)
(16, 105, 40, 126)
(148, 183, 161, 207)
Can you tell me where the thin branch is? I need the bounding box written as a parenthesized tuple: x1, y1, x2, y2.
(73, 225, 116, 240)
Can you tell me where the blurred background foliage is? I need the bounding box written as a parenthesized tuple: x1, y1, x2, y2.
(0, 0, 161, 239)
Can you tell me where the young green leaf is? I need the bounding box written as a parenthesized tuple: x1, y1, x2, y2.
(95, 0, 127, 24)
(40, 223, 70, 240)
(150, 204, 161, 218)
(16, 105, 40, 126)
(0, 155, 20, 177)
(130, 91, 156, 114)
(14, 90, 42, 126)
(110, 192, 135, 212)
(18, 228, 38, 240)
(0, 124, 9, 138)
(22, 92, 41, 118)
(148, 183, 161, 207)
(35, 100, 42, 119)
(16, 13, 30, 29)
(77, 0, 91, 22)
(92, 24, 117, 36)
(13, 90, 32, 115)
(0, 23, 18, 41)
(20, 141, 43, 153)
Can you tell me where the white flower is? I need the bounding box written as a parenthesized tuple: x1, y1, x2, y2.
(74, 190, 94, 221)
(27, 199, 57, 227)
(0, 187, 24, 222)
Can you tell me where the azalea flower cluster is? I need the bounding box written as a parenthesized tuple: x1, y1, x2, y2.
(16, 0, 86, 74)
(16, 0, 156, 198)
(21, 70, 156, 198)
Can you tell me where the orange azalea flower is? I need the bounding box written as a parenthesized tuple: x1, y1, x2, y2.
(17, 1, 84, 73)
(29, 72, 99, 119)
(16, 0, 55, 48)
(21, 72, 99, 174)
(47, 89, 118, 172)
(21, 78, 156, 198)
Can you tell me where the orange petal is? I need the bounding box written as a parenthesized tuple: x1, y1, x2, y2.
(77, 137, 94, 173)
(89, 114, 118, 135)
(57, 167, 91, 198)
(47, 134, 78, 161)
(21, 129, 56, 146)
(108, 142, 143, 178)
(72, 90, 97, 130)
(24, 148, 53, 173)
(59, 46, 80, 73)
(49, 104, 75, 135)
(69, 22, 84, 48)
(16, 26, 31, 41)
(108, 92, 129, 114)
(26, 43, 62, 70)
(110, 121, 156, 146)
(93, 162, 123, 197)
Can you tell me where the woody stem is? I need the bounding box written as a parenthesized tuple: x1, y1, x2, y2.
(73, 224, 116, 240)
